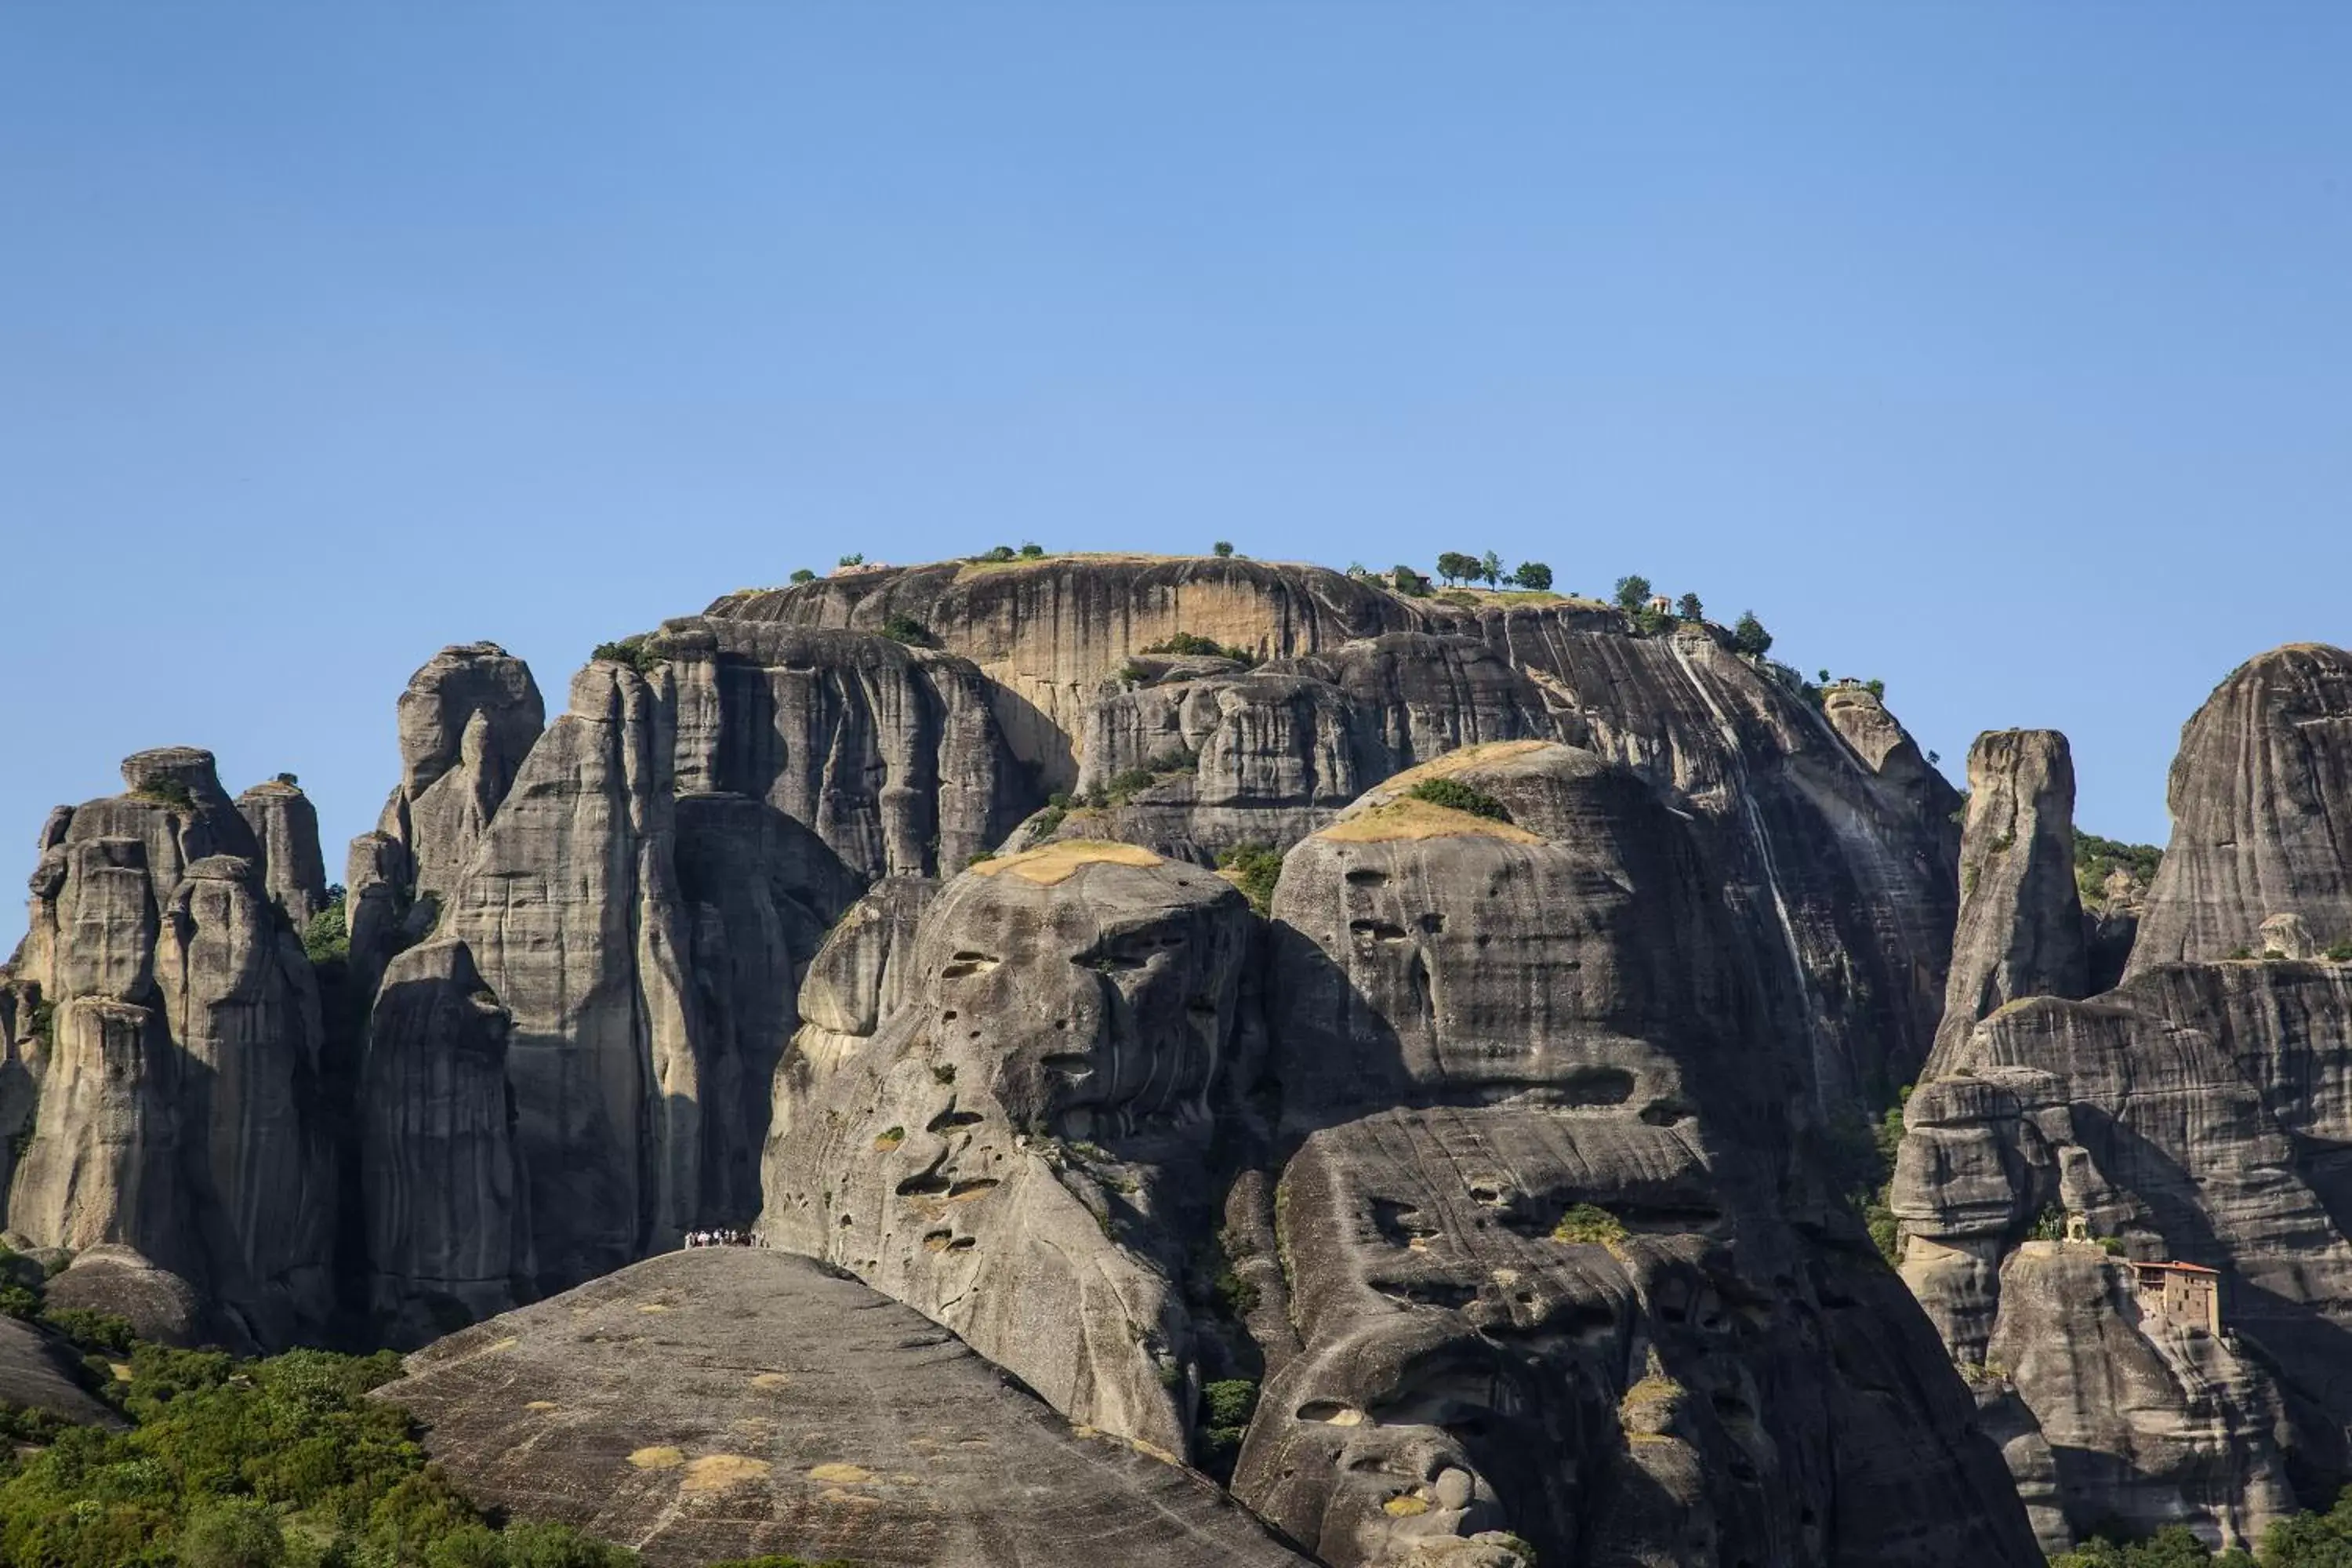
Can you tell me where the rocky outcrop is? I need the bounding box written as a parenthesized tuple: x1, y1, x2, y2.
(761, 840, 1254, 1456)
(360, 938, 532, 1343)
(382, 1247, 1312, 1568)
(1931, 731, 2089, 1069)
(1235, 742, 2035, 1568)
(659, 616, 1030, 881)
(2130, 644, 2352, 973)
(724, 559, 1963, 1108)
(2, 749, 336, 1347)
(1893, 982, 2341, 1551)
(235, 779, 328, 925)
(1028, 633, 1577, 863)
(377, 643, 546, 903)
(778, 876, 938, 1099)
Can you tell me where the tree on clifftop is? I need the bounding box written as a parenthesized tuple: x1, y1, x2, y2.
(1677, 592, 1704, 622)
(1435, 551, 1480, 586)
(1613, 574, 1653, 612)
(1512, 561, 1553, 591)
(1733, 611, 1773, 658)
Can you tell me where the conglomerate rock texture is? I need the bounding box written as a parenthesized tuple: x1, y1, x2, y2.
(382, 1247, 1312, 1568)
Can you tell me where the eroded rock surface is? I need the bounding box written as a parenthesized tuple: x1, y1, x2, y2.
(383, 1247, 1308, 1568)
(1931, 730, 2089, 1069)
(761, 841, 1253, 1455)
(1236, 742, 2035, 1568)
(236, 779, 329, 925)
(2130, 644, 2352, 972)
(2, 748, 335, 1347)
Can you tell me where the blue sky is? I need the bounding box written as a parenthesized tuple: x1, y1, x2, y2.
(3, 5, 2347, 952)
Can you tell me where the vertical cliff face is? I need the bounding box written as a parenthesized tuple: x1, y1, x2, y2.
(659, 618, 1030, 880)
(2130, 644, 2352, 974)
(2, 749, 336, 1348)
(1222, 741, 2033, 1568)
(1930, 730, 2090, 1070)
(761, 843, 1254, 1455)
(1893, 646, 2352, 1552)
(722, 561, 1962, 1109)
(360, 938, 532, 1344)
(235, 779, 329, 926)
(381, 643, 547, 902)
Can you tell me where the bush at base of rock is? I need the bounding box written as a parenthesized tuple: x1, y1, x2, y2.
(0, 1333, 640, 1568)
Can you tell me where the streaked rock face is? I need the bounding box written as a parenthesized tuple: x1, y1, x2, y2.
(2130, 643, 2352, 973)
(1930, 728, 2089, 1071)
(2, 748, 334, 1348)
(1233, 743, 2034, 1568)
(761, 840, 1254, 1456)
(235, 779, 329, 926)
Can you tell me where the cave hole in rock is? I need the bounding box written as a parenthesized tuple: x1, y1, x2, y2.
(1417, 913, 1445, 934)
(942, 951, 1002, 978)
(1371, 1279, 1479, 1311)
(1040, 1053, 1095, 1081)
(1345, 868, 1388, 887)
(1370, 1198, 1442, 1247)
(1350, 919, 1410, 943)
(927, 1106, 985, 1133)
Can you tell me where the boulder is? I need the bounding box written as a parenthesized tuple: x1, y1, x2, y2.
(42, 1243, 208, 1349)
(381, 1247, 1309, 1568)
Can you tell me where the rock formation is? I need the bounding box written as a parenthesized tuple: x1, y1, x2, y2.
(2, 747, 336, 1348)
(235, 778, 329, 925)
(1231, 742, 2034, 1567)
(723, 557, 1964, 1108)
(379, 642, 546, 902)
(1931, 730, 2090, 1067)
(2129, 644, 2352, 972)
(360, 938, 532, 1343)
(1895, 644, 2352, 1552)
(381, 1247, 1312, 1568)
(762, 840, 1254, 1456)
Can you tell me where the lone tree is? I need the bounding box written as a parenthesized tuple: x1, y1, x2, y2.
(1732, 611, 1773, 658)
(789, 567, 816, 583)
(1391, 564, 1432, 596)
(837, 552, 864, 568)
(1676, 592, 1704, 622)
(1435, 551, 1481, 586)
(1212, 540, 1235, 557)
(1613, 574, 1653, 613)
(1479, 550, 1504, 586)
(1512, 561, 1553, 591)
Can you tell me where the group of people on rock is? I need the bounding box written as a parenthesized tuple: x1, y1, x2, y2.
(684, 1229, 761, 1248)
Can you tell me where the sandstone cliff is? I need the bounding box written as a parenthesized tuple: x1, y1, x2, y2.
(2, 748, 337, 1348)
(2130, 644, 2352, 972)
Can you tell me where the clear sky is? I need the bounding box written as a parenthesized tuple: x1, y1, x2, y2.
(3, 5, 2347, 953)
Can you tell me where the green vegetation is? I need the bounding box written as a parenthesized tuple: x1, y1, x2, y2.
(274, 773, 299, 788)
(1435, 552, 1483, 586)
(1141, 631, 1255, 664)
(1018, 542, 1044, 558)
(1823, 1090, 1911, 1263)
(135, 778, 195, 811)
(837, 553, 863, 568)
(1675, 593, 1703, 622)
(789, 568, 815, 584)
(1552, 1203, 1627, 1246)
(2328, 940, 2352, 963)
(1406, 777, 1511, 822)
(300, 896, 350, 967)
(1732, 611, 1773, 659)
(1196, 1378, 1259, 1476)
(877, 613, 937, 648)
(1388, 564, 1432, 597)
(2074, 827, 2164, 908)
(2029, 1202, 2069, 1241)
(1102, 768, 1159, 804)
(1612, 574, 1652, 612)
(2045, 1489, 2352, 1566)
(589, 636, 662, 677)
(1512, 561, 1552, 591)
(1212, 541, 1234, 557)
(0, 1335, 640, 1568)
(1216, 844, 1283, 915)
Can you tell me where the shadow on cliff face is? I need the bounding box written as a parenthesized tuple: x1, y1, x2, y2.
(2073, 1107, 2352, 1496)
